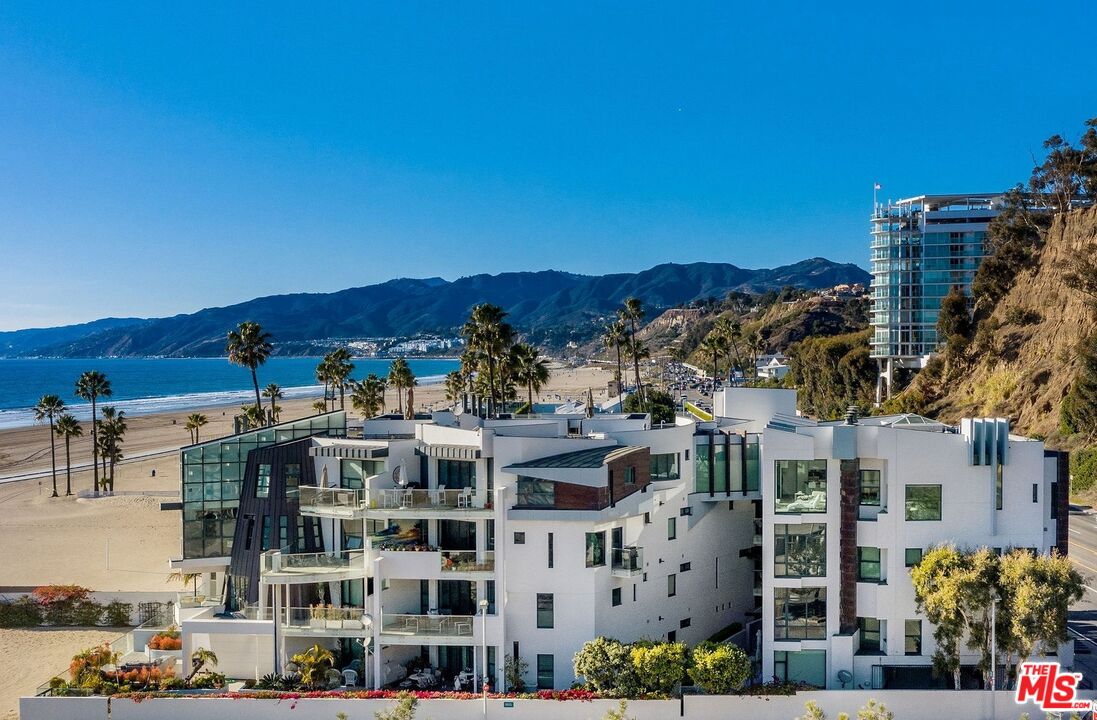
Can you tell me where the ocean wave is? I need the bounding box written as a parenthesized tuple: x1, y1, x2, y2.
(0, 374, 447, 430)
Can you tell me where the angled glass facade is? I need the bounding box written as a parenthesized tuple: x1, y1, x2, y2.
(181, 412, 346, 559)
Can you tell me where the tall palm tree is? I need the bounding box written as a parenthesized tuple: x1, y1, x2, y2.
(311, 399, 328, 415)
(460, 304, 515, 416)
(226, 321, 273, 421)
(444, 370, 465, 404)
(99, 406, 126, 492)
(715, 316, 744, 376)
(350, 374, 386, 419)
(458, 348, 480, 395)
(262, 384, 284, 423)
(34, 394, 65, 498)
(184, 413, 208, 444)
(54, 414, 82, 497)
(75, 371, 111, 497)
(620, 297, 646, 401)
(602, 321, 627, 395)
(699, 335, 726, 381)
(511, 343, 551, 412)
(628, 337, 651, 396)
(387, 358, 416, 416)
(324, 348, 354, 411)
(746, 331, 765, 378)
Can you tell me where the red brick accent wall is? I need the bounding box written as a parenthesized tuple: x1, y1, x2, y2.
(839, 459, 859, 634)
(608, 448, 651, 507)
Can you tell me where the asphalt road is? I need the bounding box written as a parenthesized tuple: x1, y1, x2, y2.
(1068, 508, 1097, 684)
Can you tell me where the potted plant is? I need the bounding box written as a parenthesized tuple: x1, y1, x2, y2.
(309, 604, 325, 630)
(325, 604, 342, 630)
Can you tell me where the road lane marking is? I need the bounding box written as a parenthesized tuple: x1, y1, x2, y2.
(1070, 627, 1097, 649)
(1070, 542, 1097, 559)
(1073, 528, 1083, 535)
(1070, 556, 1097, 576)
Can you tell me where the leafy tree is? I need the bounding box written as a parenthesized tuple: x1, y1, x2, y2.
(971, 187, 1048, 318)
(184, 413, 208, 444)
(510, 342, 551, 411)
(503, 653, 528, 692)
(998, 549, 1083, 679)
(311, 399, 328, 415)
(323, 348, 355, 411)
(75, 370, 111, 497)
(687, 642, 750, 694)
(786, 331, 875, 419)
(291, 643, 335, 689)
(936, 286, 973, 345)
(602, 700, 634, 720)
(715, 316, 743, 374)
(461, 304, 515, 416)
(226, 321, 273, 421)
(443, 370, 464, 403)
(630, 641, 688, 696)
(1061, 334, 1097, 440)
(262, 384, 284, 422)
(351, 374, 387, 419)
(54, 414, 81, 496)
(387, 358, 416, 417)
(573, 637, 637, 696)
(34, 394, 65, 497)
(622, 389, 676, 425)
(699, 334, 725, 380)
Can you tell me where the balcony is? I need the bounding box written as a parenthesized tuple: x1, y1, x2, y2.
(372, 547, 496, 579)
(282, 606, 371, 637)
(440, 550, 494, 574)
(298, 486, 366, 517)
(380, 613, 476, 645)
(260, 549, 368, 584)
(611, 546, 643, 577)
(365, 488, 492, 519)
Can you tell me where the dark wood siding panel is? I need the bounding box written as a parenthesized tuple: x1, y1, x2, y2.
(608, 448, 651, 506)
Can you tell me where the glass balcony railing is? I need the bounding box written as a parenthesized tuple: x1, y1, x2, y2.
(372, 488, 487, 511)
(440, 550, 495, 573)
(283, 606, 370, 632)
(611, 546, 643, 577)
(298, 486, 366, 514)
(381, 613, 476, 638)
(261, 549, 367, 578)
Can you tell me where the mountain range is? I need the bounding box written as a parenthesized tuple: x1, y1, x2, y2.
(1, 258, 870, 358)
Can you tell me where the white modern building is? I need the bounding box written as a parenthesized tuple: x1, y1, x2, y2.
(167, 387, 1069, 692)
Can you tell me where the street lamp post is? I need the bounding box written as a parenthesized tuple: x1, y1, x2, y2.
(479, 598, 489, 716)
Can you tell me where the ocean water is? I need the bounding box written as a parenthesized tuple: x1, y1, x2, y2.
(0, 357, 459, 429)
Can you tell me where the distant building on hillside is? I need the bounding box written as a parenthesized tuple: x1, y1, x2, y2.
(870, 193, 1007, 402)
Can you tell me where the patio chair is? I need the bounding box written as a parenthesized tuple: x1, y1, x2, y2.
(454, 620, 472, 635)
(342, 668, 358, 687)
(457, 487, 473, 508)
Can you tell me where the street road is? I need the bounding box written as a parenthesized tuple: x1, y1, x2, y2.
(1068, 507, 1097, 684)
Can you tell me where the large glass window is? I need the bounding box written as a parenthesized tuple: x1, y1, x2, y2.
(773, 650, 826, 688)
(774, 587, 827, 640)
(904, 548, 923, 567)
(905, 485, 942, 521)
(650, 453, 680, 480)
(858, 617, 882, 653)
(668, 573, 676, 597)
(285, 463, 301, 494)
(438, 459, 476, 490)
(667, 517, 677, 540)
(713, 444, 728, 493)
(859, 470, 881, 506)
(775, 460, 827, 513)
(858, 547, 881, 582)
(341, 458, 384, 489)
(774, 523, 826, 577)
(694, 440, 711, 493)
(536, 654, 554, 690)
(585, 532, 605, 567)
(256, 464, 272, 498)
(517, 477, 554, 507)
(745, 437, 760, 492)
(260, 515, 272, 551)
(536, 593, 554, 628)
(905, 620, 922, 655)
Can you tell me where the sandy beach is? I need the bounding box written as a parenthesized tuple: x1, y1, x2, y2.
(0, 364, 610, 717)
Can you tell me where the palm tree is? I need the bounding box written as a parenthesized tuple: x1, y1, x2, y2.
(184, 413, 208, 444)
(168, 569, 201, 598)
(315, 356, 333, 411)
(387, 358, 416, 416)
(746, 331, 765, 378)
(715, 316, 744, 376)
(620, 297, 646, 401)
(54, 414, 82, 496)
(311, 399, 328, 415)
(34, 394, 65, 497)
(262, 384, 284, 423)
(444, 370, 464, 404)
(75, 371, 111, 497)
(226, 321, 273, 421)
(628, 337, 651, 395)
(239, 404, 264, 429)
(185, 647, 219, 685)
(99, 406, 126, 492)
(602, 321, 627, 395)
(461, 304, 515, 416)
(511, 343, 550, 412)
(699, 334, 726, 381)
(350, 374, 386, 419)
(324, 348, 354, 411)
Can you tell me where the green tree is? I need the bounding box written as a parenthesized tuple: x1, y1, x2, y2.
(185, 647, 218, 685)
(75, 370, 111, 497)
(511, 342, 551, 411)
(936, 286, 973, 346)
(630, 641, 688, 696)
(715, 316, 744, 374)
(99, 406, 126, 491)
(351, 374, 387, 419)
(324, 348, 355, 411)
(387, 358, 416, 417)
(184, 413, 208, 444)
(687, 642, 750, 694)
(311, 399, 328, 415)
(54, 413, 82, 496)
(603, 321, 628, 394)
(699, 334, 726, 380)
(623, 389, 676, 425)
(443, 370, 464, 404)
(291, 643, 335, 690)
(786, 330, 875, 419)
(34, 394, 65, 497)
(602, 700, 634, 720)
(573, 637, 637, 696)
(461, 304, 515, 415)
(226, 321, 273, 421)
(503, 653, 528, 692)
(620, 298, 646, 401)
(316, 355, 334, 411)
(998, 549, 1083, 679)
(262, 384, 284, 423)
(1061, 335, 1097, 440)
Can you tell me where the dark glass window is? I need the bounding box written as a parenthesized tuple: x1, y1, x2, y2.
(905, 485, 942, 521)
(668, 573, 676, 597)
(680, 562, 691, 572)
(611, 588, 622, 606)
(774, 587, 827, 640)
(341, 459, 383, 489)
(284, 463, 301, 494)
(905, 620, 922, 655)
(775, 460, 827, 513)
(585, 532, 605, 567)
(516, 477, 554, 507)
(547, 532, 554, 568)
(438, 459, 476, 490)
(667, 517, 677, 540)
(774, 523, 826, 578)
(260, 515, 272, 550)
(904, 548, 923, 567)
(859, 470, 881, 506)
(514, 532, 525, 545)
(650, 453, 680, 480)
(243, 515, 255, 551)
(858, 547, 881, 582)
(858, 617, 882, 653)
(536, 654, 554, 690)
(256, 464, 272, 498)
(624, 466, 636, 484)
(536, 593, 554, 628)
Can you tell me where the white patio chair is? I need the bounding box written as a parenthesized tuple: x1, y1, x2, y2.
(457, 487, 473, 508)
(342, 668, 358, 687)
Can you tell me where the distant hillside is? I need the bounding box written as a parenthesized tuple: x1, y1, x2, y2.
(5, 259, 869, 358)
(0, 317, 146, 356)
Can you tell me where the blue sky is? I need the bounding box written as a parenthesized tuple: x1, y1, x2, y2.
(2, 2, 1096, 330)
